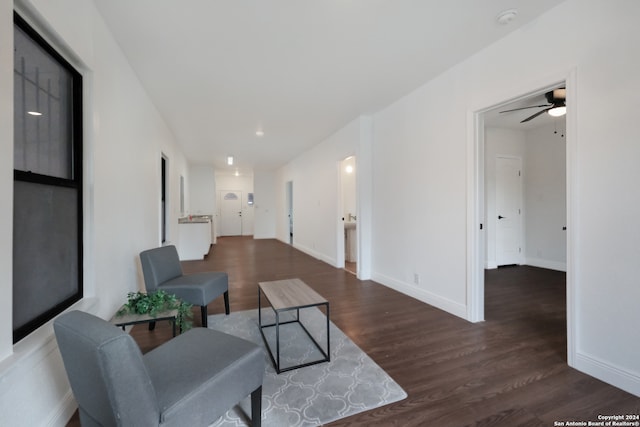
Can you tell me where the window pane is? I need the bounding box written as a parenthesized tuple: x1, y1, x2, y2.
(14, 24, 73, 179)
(13, 181, 79, 331)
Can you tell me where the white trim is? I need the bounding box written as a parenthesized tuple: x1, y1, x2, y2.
(466, 111, 484, 322)
(372, 272, 467, 320)
(574, 352, 640, 397)
(524, 258, 567, 272)
(335, 160, 345, 270)
(564, 68, 578, 367)
(0, 297, 99, 376)
(293, 243, 338, 268)
(44, 390, 76, 427)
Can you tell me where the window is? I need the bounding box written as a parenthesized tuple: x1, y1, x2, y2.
(13, 13, 83, 343)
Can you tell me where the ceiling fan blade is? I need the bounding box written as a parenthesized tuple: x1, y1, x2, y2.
(499, 104, 550, 114)
(521, 107, 552, 123)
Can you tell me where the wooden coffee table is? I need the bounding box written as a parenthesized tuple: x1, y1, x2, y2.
(258, 278, 330, 373)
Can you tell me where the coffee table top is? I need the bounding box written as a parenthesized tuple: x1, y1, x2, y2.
(111, 305, 178, 326)
(258, 278, 327, 310)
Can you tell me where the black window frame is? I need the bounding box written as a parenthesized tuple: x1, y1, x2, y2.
(13, 12, 83, 343)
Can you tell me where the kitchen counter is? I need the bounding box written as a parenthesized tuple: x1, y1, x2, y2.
(179, 216, 211, 224)
(178, 217, 212, 260)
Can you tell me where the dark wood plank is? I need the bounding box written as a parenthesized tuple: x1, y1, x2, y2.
(67, 237, 639, 426)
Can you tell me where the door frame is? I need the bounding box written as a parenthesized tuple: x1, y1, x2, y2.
(467, 69, 577, 366)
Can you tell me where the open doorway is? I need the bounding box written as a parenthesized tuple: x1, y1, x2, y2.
(341, 156, 357, 275)
(471, 78, 573, 361)
(286, 181, 293, 244)
(161, 154, 169, 244)
(484, 87, 567, 272)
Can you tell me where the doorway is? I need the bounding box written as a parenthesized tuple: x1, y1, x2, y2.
(219, 190, 242, 236)
(470, 75, 575, 361)
(161, 155, 168, 244)
(341, 156, 357, 274)
(286, 181, 293, 244)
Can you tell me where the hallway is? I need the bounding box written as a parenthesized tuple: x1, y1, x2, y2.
(69, 238, 639, 426)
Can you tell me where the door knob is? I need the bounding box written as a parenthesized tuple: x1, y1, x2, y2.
(498, 215, 505, 219)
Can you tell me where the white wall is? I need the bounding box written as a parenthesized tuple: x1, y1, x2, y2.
(189, 164, 216, 215)
(484, 127, 526, 269)
(275, 118, 363, 267)
(372, 69, 469, 318)
(0, 1, 189, 425)
(524, 124, 567, 270)
(253, 170, 277, 239)
(368, 0, 640, 396)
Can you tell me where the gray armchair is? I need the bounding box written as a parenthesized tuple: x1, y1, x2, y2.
(55, 310, 264, 426)
(140, 245, 229, 327)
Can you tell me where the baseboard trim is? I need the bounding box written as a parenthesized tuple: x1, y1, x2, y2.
(524, 257, 567, 272)
(371, 272, 467, 320)
(574, 352, 640, 397)
(45, 390, 76, 427)
(293, 243, 338, 268)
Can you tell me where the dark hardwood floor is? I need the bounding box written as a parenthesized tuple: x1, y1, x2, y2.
(67, 237, 639, 426)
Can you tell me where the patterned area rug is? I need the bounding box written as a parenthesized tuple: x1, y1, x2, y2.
(207, 308, 406, 427)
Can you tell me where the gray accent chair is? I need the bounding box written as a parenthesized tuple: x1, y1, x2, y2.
(140, 245, 229, 327)
(54, 310, 264, 427)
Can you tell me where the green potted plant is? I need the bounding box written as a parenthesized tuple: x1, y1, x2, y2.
(117, 290, 193, 332)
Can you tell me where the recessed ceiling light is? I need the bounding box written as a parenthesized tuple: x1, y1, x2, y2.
(227, 156, 234, 166)
(256, 130, 264, 137)
(496, 9, 518, 25)
(27, 111, 42, 116)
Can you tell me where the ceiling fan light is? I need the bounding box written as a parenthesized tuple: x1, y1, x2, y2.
(548, 106, 566, 117)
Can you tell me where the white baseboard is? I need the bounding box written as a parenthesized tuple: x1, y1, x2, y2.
(524, 257, 567, 272)
(45, 390, 76, 427)
(371, 272, 467, 320)
(293, 243, 338, 268)
(574, 352, 640, 397)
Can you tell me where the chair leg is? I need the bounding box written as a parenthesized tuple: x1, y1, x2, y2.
(201, 305, 208, 328)
(251, 386, 262, 427)
(224, 291, 230, 315)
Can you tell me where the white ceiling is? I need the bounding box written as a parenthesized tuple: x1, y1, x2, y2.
(93, 0, 565, 174)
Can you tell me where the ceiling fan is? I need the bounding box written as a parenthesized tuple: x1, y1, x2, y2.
(499, 88, 566, 123)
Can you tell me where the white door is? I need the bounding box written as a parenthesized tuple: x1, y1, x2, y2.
(220, 191, 242, 236)
(495, 157, 522, 266)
